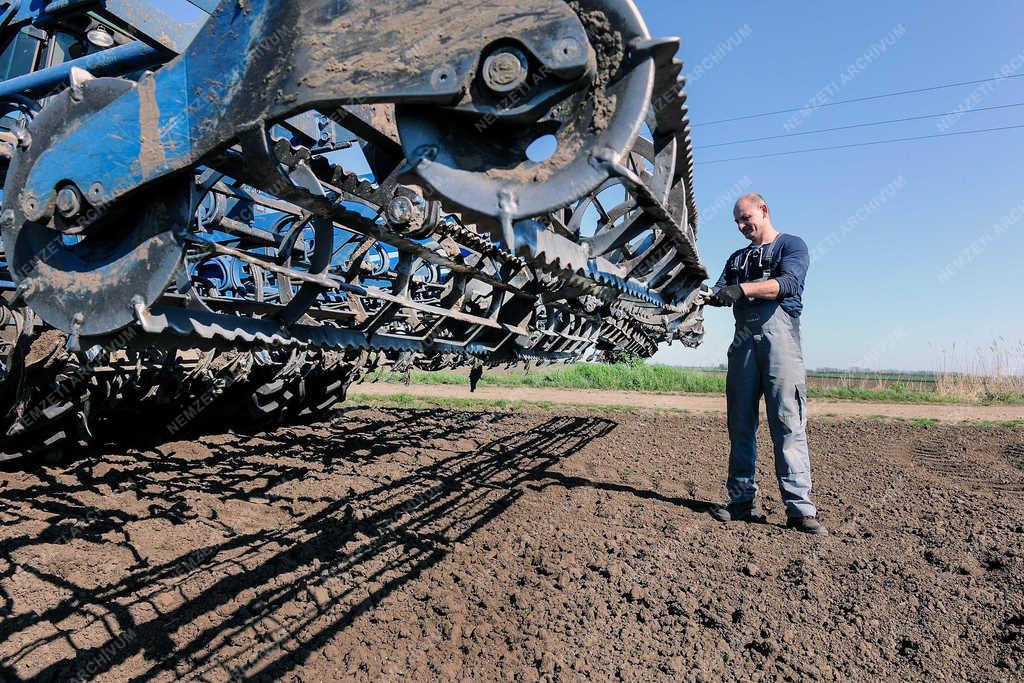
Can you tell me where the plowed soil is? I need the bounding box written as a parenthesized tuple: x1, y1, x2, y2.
(1, 407, 1022, 681)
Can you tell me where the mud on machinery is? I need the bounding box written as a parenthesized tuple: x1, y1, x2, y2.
(0, 0, 708, 461)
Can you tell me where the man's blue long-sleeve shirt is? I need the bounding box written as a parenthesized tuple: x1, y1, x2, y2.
(712, 233, 809, 318)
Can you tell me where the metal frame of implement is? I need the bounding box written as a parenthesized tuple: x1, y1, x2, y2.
(0, 0, 708, 461)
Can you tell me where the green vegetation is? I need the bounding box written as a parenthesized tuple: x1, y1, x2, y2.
(803, 384, 964, 404)
(370, 364, 727, 393)
(368, 363, 1024, 404)
(842, 415, 1024, 429)
(968, 419, 1024, 430)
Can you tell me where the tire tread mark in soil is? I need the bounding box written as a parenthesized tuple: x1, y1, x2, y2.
(912, 439, 1024, 493)
(1005, 442, 1024, 470)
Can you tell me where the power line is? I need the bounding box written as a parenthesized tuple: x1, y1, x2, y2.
(693, 73, 1024, 127)
(698, 100, 1024, 149)
(699, 122, 1024, 165)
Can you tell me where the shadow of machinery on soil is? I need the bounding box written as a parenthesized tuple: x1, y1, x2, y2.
(0, 407, 618, 681)
(525, 470, 714, 515)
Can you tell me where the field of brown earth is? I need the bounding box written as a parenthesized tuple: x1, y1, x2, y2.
(1, 406, 1023, 681)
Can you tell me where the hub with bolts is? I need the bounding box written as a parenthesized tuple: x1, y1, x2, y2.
(56, 186, 82, 218)
(386, 196, 417, 226)
(482, 47, 529, 94)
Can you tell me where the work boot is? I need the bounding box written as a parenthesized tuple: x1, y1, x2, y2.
(709, 501, 767, 524)
(786, 516, 828, 536)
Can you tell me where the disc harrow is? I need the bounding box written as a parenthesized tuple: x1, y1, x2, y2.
(0, 0, 709, 461)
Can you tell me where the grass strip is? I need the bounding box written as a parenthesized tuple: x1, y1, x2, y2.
(366, 364, 1023, 405)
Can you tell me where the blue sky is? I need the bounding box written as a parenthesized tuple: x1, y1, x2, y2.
(642, 1, 1023, 372)
(163, 0, 1019, 372)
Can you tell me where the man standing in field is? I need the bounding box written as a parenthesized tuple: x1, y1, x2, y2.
(706, 193, 826, 535)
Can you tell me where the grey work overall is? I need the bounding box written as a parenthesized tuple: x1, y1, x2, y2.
(726, 252, 816, 519)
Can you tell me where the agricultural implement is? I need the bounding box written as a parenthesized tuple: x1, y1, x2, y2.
(0, 0, 707, 461)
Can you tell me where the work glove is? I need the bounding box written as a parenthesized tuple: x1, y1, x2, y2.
(709, 284, 745, 307)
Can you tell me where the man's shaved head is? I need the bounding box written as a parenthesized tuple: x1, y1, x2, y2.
(736, 193, 768, 212)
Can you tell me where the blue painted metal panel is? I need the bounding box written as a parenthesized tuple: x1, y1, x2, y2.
(9, 1, 36, 25)
(0, 1, 22, 30)
(23, 1, 264, 205)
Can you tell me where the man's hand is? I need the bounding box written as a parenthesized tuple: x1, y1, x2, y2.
(709, 284, 745, 307)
